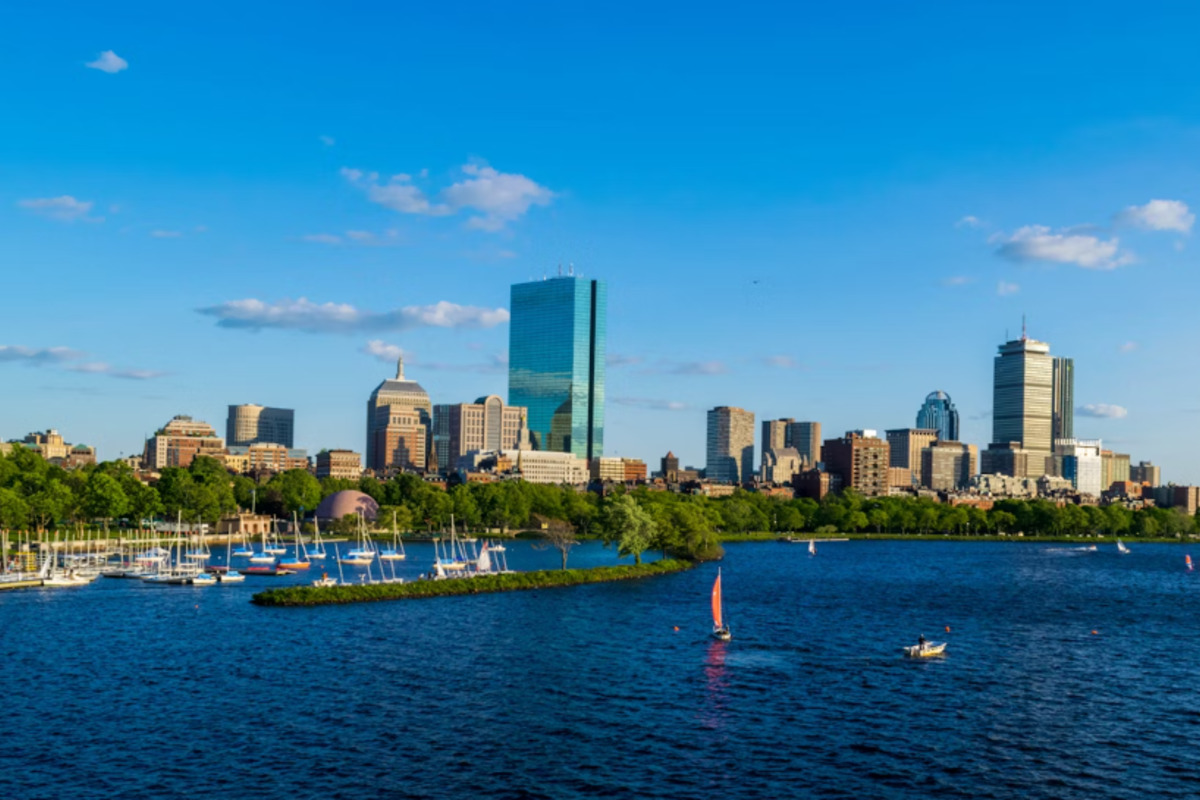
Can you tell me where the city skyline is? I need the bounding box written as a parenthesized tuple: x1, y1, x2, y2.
(3, 3, 1198, 479)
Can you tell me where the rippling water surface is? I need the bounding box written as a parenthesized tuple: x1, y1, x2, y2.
(3, 539, 1200, 799)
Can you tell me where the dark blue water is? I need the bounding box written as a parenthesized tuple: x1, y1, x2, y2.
(3, 539, 1199, 799)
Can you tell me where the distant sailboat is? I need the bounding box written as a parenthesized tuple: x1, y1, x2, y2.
(1187, 554, 1193, 572)
(711, 568, 731, 641)
(278, 512, 311, 570)
(1116, 539, 1130, 555)
(808, 539, 816, 556)
(378, 510, 407, 562)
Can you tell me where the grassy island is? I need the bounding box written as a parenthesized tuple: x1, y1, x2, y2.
(251, 559, 696, 607)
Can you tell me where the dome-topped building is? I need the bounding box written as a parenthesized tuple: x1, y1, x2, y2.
(316, 490, 379, 523)
(366, 356, 433, 473)
(916, 391, 960, 442)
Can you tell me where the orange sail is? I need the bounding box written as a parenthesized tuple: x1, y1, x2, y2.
(711, 570, 723, 629)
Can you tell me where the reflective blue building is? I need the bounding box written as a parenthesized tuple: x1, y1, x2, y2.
(916, 390, 960, 441)
(508, 275, 606, 459)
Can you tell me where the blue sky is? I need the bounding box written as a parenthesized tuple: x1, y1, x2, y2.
(3, 1, 1200, 480)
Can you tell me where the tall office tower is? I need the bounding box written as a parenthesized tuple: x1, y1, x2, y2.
(508, 275, 606, 460)
(920, 441, 978, 491)
(885, 428, 939, 486)
(1100, 450, 1131, 492)
(661, 451, 680, 482)
(788, 421, 822, 467)
(366, 357, 432, 473)
(822, 431, 890, 497)
(1055, 439, 1103, 497)
(992, 331, 1054, 475)
(433, 396, 529, 472)
(915, 391, 959, 441)
(706, 406, 755, 484)
(1051, 357, 1074, 442)
(226, 404, 295, 448)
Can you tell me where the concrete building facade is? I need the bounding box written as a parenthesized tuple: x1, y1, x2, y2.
(885, 428, 939, 487)
(433, 396, 528, 473)
(707, 406, 755, 484)
(226, 404, 295, 448)
(366, 358, 432, 473)
(921, 441, 978, 491)
(822, 431, 890, 496)
(993, 333, 1053, 474)
(145, 415, 225, 470)
(315, 449, 363, 480)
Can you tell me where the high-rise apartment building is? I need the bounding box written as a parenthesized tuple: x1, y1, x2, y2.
(706, 406, 755, 484)
(1051, 357, 1074, 443)
(226, 404, 295, 448)
(822, 431, 890, 497)
(315, 449, 363, 480)
(1056, 439, 1103, 497)
(1100, 450, 1131, 492)
(508, 275, 606, 460)
(885, 428, 939, 486)
(1131, 461, 1161, 487)
(921, 441, 977, 491)
(789, 421, 822, 467)
(366, 357, 432, 473)
(761, 418, 793, 476)
(915, 391, 959, 442)
(433, 396, 529, 472)
(761, 418, 821, 475)
(992, 332, 1053, 474)
(145, 415, 225, 469)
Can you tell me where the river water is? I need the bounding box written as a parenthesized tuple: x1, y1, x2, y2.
(1, 539, 1198, 799)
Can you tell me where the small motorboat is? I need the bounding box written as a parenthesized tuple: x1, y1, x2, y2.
(190, 573, 218, 586)
(312, 573, 338, 587)
(903, 641, 947, 658)
(218, 570, 246, 583)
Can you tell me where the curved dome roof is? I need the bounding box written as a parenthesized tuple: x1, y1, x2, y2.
(925, 390, 952, 401)
(316, 490, 379, 522)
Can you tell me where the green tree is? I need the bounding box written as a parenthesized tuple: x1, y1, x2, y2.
(272, 470, 322, 516)
(83, 472, 130, 532)
(29, 480, 73, 532)
(0, 487, 30, 531)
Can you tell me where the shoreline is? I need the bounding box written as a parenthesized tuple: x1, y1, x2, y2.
(250, 559, 696, 607)
(718, 532, 1193, 544)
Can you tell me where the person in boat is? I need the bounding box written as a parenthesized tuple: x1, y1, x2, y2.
(917, 634, 927, 652)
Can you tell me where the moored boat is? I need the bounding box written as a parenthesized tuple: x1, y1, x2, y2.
(903, 641, 947, 658)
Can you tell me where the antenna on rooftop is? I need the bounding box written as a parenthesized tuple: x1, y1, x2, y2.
(557, 263, 563, 276)
(1021, 313, 1027, 341)
(568, 263, 575, 277)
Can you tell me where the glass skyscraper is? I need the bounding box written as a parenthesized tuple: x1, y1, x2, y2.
(915, 391, 959, 441)
(508, 275, 606, 460)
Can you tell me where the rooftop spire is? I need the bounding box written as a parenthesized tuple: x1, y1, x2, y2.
(1021, 313, 1027, 341)
(396, 355, 405, 380)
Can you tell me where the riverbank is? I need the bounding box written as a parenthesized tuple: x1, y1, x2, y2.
(719, 532, 1194, 544)
(251, 559, 696, 607)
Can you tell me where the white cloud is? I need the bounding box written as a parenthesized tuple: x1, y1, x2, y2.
(763, 355, 798, 369)
(956, 215, 984, 229)
(942, 276, 973, 287)
(301, 229, 401, 246)
(442, 164, 555, 231)
(995, 225, 1131, 269)
(319, 135, 335, 147)
(997, 281, 1020, 296)
(150, 229, 182, 238)
(362, 341, 506, 373)
(302, 233, 343, 244)
(1078, 403, 1128, 419)
(85, 50, 128, 74)
(606, 354, 643, 368)
(362, 340, 405, 363)
(198, 297, 510, 334)
(0, 345, 83, 364)
(1116, 199, 1194, 234)
(1118, 341, 1138, 353)
(67, 362, 165, 380)
(612, 397, 688, 411)
(647, 360, 728, 376)
(341, 162, 554, 231)
(18, 195, 99, 222)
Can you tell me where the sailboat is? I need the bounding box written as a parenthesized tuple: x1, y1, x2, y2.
(249, 525, 277, 564)
(306, 517, 327, 560)
(808, 539, 816, 556)
(1116, 539, 1130, 555)
(263, 519, 287, 555)
(219, 532, 246, 583)
(278, 512, 311, 570)
(338, 514, 375, 566)
(1187, 554, 1193, 572)
(378, 510, 407, 562)
(711, 568, 732, 641)
(231, 526, 256, 559)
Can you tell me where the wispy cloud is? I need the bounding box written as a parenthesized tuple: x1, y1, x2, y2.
(301, 233, 343, 245)
(0, 344, 162, 380)
(342, 162, 554, 232)
(612, 397, 688, 411)
(362, 340, 405, 363)
(942, 275, 973, 287)
(362, 340, 506, 373)
(956, 215, 985, 229)
(994, 225, 1131, 269)
(18, 195, 100, 223)
(1078, 403, 1128, 419)
(606, 354, 643, 368)
(650, 360, 729, 376)
(763, 355, 799, 369)
(997, 281, 1020, 296)
(85, 50, 128, 74)
(301, 229, 402, 246)
(0, 345, 84, 364)
(1118, 341, 1138, 354)
(1116, 199, 1193, 234)
(150, 229, 182, 238)
(199, 297, 510, 334)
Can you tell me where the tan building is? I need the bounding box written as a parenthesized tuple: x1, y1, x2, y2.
(762, 446, 804, 484)
(459, 449, 588, 485)
(992, 334, 1054, 474)
(216, 513, 274, 537)
(822, 431, 890, 496)
(888, 467, 913, 490)
(761, 418, 821, 475)
(1100, 451, 1131, 493)
(661, 451, 680, 482)
(433, 396, 528, 473)
(145, 415, 225, 469)
(1131, 461, 1161, 487)
(13, 430, 96, 468)
(921, 441, 978, 491)
(590, 457, 647, 482)
(366, 357, 432, 473)
(226, 404, 295, 448)
(706, 406, 755, 484)
(221, 443, 309, 475)
(885, 428, 939, 487)
(981, 441, 1032, 478)
(316, 449, 363, 480)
